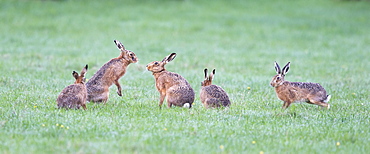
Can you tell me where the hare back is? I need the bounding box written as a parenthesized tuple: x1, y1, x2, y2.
(155, 71, 192, 90)
(289, 82, 327, 92)
(276, 82, 328, 102)
(201, 85, 230, 101)
(57, 84, 87, 108)
(201, 85, 230, 107)
(87, 58, 129, 87)
(59, 84, 87, 96)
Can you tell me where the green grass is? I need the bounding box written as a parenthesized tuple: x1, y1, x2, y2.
(1, 0, 370, 153)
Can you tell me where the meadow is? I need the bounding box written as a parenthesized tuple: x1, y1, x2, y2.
(1, 0, 370, 153)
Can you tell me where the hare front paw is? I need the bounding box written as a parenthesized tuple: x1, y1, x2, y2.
(117, 90, 122, 96)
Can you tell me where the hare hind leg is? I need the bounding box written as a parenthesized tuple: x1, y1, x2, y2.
(90, 93, 109, 103)
(308, 95, 330, 109)
(309, 99, 330, 109)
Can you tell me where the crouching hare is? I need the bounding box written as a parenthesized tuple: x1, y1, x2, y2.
(57, 65, 88, 109)
(146, 53, 195, 108)
(86, 40, 138, 103)
(200, 69, 231, 108)
(270, 61, 331, 109)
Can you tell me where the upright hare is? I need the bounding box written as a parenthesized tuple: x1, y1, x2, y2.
(86, 40, 138, 103)
(146, 53, 195, 108)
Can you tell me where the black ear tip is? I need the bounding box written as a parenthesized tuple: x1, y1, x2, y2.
(114, 40, 121, 46)
(286, 62, 291, 66)
(85, 64, 88, 69)
(169, 53, 177, 59)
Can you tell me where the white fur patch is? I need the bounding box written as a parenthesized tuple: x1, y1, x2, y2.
(183, 103, 190, 108)
(324, 95, 331, 103)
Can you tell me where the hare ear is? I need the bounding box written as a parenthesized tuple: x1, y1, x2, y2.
(72, 71, 79, 79)
(204, 68, 208, 79)
(162, 53, 177, 63)
(274, 61, 281, 74)
(282, 62, 290, 75)
(114, 40, 126, 51)
(210, 69, 215, 80)
(80, 64, 88, 77)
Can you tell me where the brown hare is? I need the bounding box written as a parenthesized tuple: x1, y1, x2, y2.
(270, 61, 331, 109)
(57, 65, 88, 110)
(146, 53, 195, 108)
(200, 69, 231, 108)
(86, 40, 138, 103)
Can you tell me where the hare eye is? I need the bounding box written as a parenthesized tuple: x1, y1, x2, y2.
(154, 62, 158, 65)
(277, 77, 281, 80)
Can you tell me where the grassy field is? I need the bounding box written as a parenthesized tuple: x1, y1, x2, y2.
(1, 0, 370, 153)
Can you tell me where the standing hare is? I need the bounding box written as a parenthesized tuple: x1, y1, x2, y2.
(146, 53, 195, 108)
(57, 65, 88, 109)
(86, 40, 138, 103)
(270, 61, 331, 109)
(200, 69, 231, 108)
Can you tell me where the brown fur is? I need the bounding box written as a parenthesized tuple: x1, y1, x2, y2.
(146, 53, 195, 108)
(86, 40, 138, 103)
(57, 65, 88, 109)
(270, 62, 331, 109)
(200, 69, 231, 108)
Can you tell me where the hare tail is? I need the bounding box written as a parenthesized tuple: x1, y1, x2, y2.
(183, 103, 190, 108)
